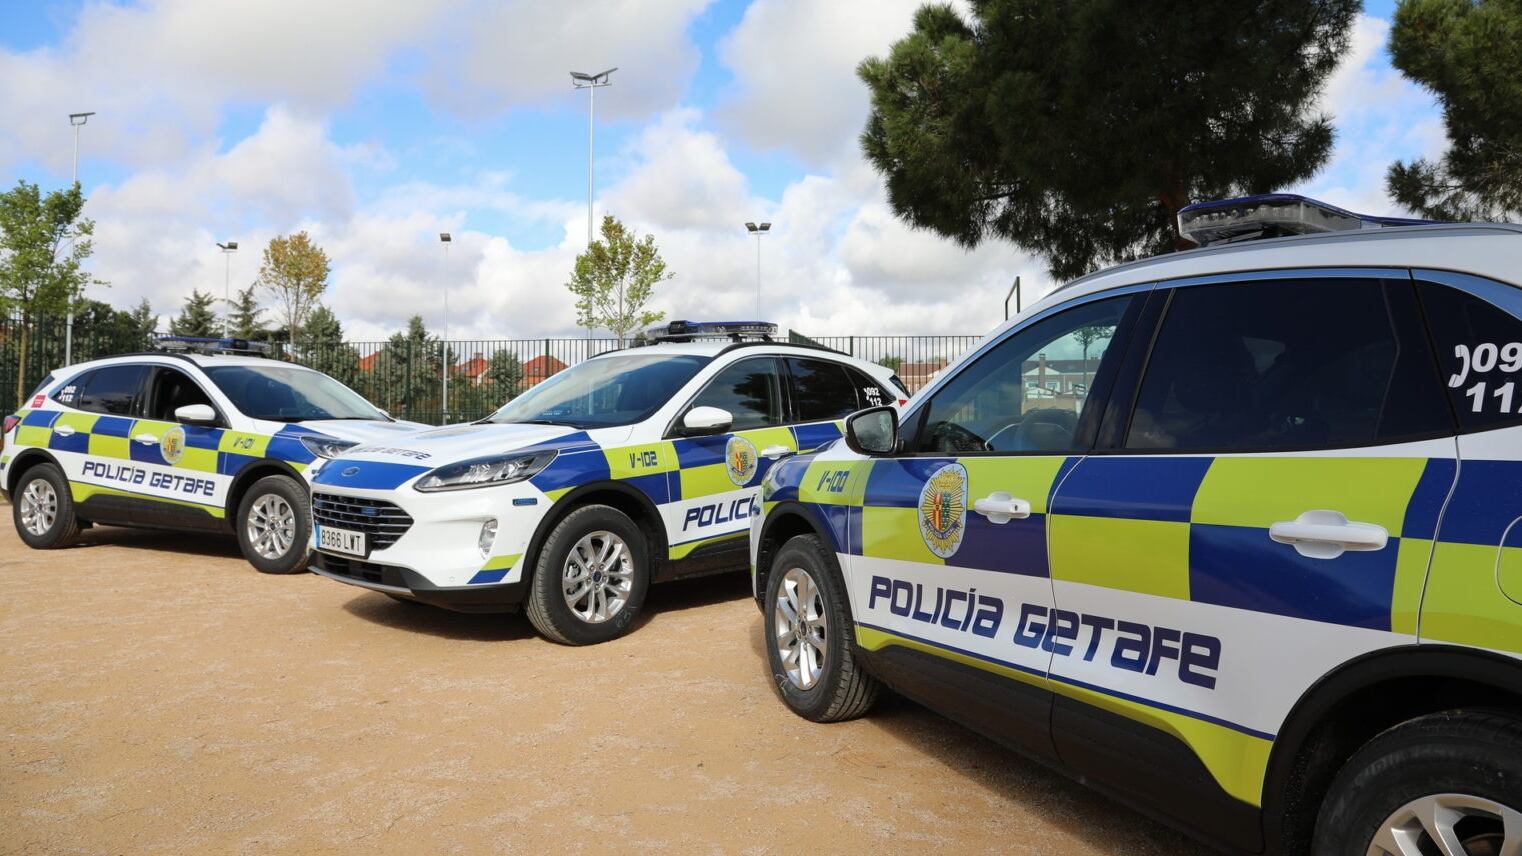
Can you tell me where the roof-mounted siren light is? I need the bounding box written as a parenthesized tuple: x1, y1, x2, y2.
(1178, 193, 1439, 248)
(643, 320, 778, 344)
(154, 335, 270, 356)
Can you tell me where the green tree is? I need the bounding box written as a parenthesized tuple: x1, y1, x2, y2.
(127, 299, 158, 345)
(69, 298, 157, 356)
(0, 180, 97, 400)
(1072, 323, 1115, 388)
(566, 215, 671, 344)
(485, 349, 524, 403)
(858, 0, 1357, 280)
(377, 315, 441, 422)
(226, 285, 269, 340)
(877, 355, 904, 372)
(257, 231, 330, 348)
(298, 303, 361, 387)
(1386, 0, 1522, 220)
(168, 289, 220, 337)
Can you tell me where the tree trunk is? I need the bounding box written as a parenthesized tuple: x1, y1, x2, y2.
(15, 316, 30, 406)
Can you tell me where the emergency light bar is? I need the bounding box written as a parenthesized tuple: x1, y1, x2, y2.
(154, 335, 270, 356)
(643, 320, 778, 343)
(1179, 194, 1438, 247)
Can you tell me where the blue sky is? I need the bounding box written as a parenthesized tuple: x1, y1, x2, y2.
(0, 1, 1444, 340)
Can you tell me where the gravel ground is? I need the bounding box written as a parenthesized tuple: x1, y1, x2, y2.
(0, 513, 1212, 854)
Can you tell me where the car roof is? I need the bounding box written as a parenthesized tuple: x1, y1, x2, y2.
(51, 352, 312, 376)
(591, 340, 896, 374)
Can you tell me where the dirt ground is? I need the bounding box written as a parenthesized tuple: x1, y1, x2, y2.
(0, 512, 1213, 855)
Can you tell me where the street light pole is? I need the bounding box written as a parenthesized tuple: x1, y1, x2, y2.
(745, 222, 771, 318)
(65, 112, 94, 366)
(217, 241, 238, 336)
(570, 68, 617, 247)
(439, 232, 452, 424)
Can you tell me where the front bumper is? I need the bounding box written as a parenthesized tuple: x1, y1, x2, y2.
(310, 551, 529, 613)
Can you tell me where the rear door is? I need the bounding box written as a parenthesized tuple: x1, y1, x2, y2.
(1046, 272, 1458, 847)
(47, 363, 153, 520)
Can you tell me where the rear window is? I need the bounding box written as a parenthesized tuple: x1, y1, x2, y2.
(1418, 280, 1522, 434)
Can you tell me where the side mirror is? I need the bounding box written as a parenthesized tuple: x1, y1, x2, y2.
(174, 403, 218, 426)
(844, 406, 899, 456)
(682, 406, 733, 436)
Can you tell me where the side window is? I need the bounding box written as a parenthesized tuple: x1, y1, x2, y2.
(1126, 279, 1449, 452)
(71, 365, 149, 416)
(147, 368, 217, 423)
(1418, 280, 1522, 433)
(914, 295, 1133, 454)
(845, 367, 896, 408)
(687, 358, 783, 431)
(786, 358, 860, 422)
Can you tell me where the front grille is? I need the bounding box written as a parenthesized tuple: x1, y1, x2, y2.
(313, 552, 410, 587)
(312, 492, 414, 550)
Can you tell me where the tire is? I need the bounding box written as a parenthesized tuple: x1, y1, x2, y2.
(1313, 710, 1522, 856)
(12, 463, 82, 549)
(763, 534, 879, 722)
(235, 474, 311, 574)
(524, 504, 650, 645)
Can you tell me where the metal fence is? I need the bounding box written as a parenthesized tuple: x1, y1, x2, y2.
(1, 316, 982, 424)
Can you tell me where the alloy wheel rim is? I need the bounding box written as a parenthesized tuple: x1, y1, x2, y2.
(773, 566, 828, 690)
(19, 478, 58, 536)
(246, 494, 295, 560)
(1367, 792, 1522, 856)
(562, 530, 634, 624)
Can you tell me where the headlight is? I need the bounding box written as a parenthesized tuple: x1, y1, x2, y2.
(300, 435, 361, 459)
(414, 450, 556, 492)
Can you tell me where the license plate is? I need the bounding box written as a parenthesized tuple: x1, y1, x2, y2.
(317, 525, 366, 557)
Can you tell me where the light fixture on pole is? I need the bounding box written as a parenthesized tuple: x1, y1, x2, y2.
(745, 222, 771, 318)
(217, 241, 238, 336)
(439, 232, 452, 424)
(64, 111, 94, 366)
(569, 68, 617, 248)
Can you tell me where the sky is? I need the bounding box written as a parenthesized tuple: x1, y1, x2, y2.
(0, 0, 1446, 343)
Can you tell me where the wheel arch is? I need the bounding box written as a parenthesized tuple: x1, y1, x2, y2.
(523, 480, 669, 583)
(224, 459, 308, 530)
(1263, 644, 1522, 854)
(5, 447, 63, 496)
(754, 500, 838, 608)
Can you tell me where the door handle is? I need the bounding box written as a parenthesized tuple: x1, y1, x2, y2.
(1269, 510, 1388, 560)
(972, 492, 1031, 524)
(133, 432, 159, 445)
(760, 445, 792, 460)
(54, 425, 76, 437)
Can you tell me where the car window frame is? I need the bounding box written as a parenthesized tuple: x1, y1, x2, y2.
(1106, 266, 1457, 456)
(894, 286, 1153, 458)
(145, 365, 230, 428)
(664, 355, 789, 438)
(60, 362, 151, 418)
(781, 356, 870, 424)
(1411, 268, 1522, 438)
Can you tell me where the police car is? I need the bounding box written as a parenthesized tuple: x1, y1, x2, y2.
(2, 337, 427, 573)
(308, 321, 906, 645)
(750, 196, 1522, 855)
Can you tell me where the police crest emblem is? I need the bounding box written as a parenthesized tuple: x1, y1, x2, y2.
(918, 463, 968, 558)
(161, 425, 187, 465)
(725, 436, 759, 486)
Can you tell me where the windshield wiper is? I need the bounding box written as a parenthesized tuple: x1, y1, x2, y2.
(498, 418, 586, 429)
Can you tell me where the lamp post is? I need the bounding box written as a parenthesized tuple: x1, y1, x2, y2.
(439, 232, 451, 424)
(64, 111, 94, 366)
(217, 241, 238, 336)
(570, 68, 617, 247)
(745, 221, 771, 318)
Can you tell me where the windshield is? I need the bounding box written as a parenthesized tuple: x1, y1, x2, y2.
(488, 353, 710, 429)
(203, 364, 385, 422)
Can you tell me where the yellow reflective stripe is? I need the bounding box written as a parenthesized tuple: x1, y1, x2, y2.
(15, 426, 51, 447)
(861, 506, 942, 565)
(545, 487, 573, 502)
(604, 441, 678, 479)
(88, 434, 130, 458)
(1191, 457, 1427, 534)
(963, 456, 1067, 515)
(1392, 538, 1436, 635)
(1499, 545, 1522, 608)
(1422, 541, 1522, 655)
(678, 463, 735, 498)
(69, 482, 225, 517)
(669, 531, 745, 560)
(798, 459, 870, 506)
(52, 412, 99, 433)
(1050, 516, 1191, 600)
(217, 431, 270, 457)
(735, 426, 796, 451)
(480, 553, 523, 572)
(855, 625, 1272, 807)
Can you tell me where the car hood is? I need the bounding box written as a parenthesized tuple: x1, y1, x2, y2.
(296, 418, 431, 445)
(334, 421, 596, 465)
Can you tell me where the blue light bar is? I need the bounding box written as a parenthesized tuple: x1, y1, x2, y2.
(1179, 193, 1440, 247)
(644, 320, 777, 343)
(154, 335, 270, 355)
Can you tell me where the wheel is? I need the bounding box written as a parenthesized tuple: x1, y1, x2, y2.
(1313, 710, 1522, 856)
(236, 474, 311, 574)
(524, 504, 649, 645)
(763, 534, 879, 722)
(12, 463, 81, 549)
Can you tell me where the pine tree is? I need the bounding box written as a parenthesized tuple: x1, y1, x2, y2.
(299, 303, 362, 387)
(127, 299, 158, 345)
(226, 285, 268, 340)
(168, 289, 220, 337)
(376, 315, 442, 423)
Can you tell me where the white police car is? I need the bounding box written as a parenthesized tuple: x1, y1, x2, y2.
(751, 196, 1522, 855)
(2, 337, 427, 573)
(308, 321, 906, 645)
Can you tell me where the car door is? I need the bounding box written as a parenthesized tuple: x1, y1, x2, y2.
(1045, 272, 1458, 848)
(45, 363, 154, 521)
(134, 366, 230, 524)
(846, 292, 1145, 762)
(665, 357, 797, 562)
